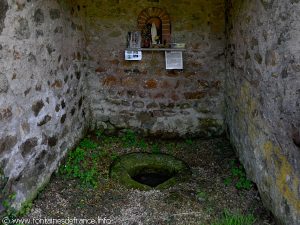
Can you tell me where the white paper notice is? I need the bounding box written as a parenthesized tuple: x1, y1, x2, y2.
(165, 51, 183, 69)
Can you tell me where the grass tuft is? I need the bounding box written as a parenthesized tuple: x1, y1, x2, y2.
(211, 210, 256, 225)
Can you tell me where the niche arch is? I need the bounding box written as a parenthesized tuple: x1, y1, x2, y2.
(137, 7, 171, 45)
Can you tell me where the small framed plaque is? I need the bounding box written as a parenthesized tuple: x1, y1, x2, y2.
(165, 51, 183, 70)
(125, 50, 142, 61)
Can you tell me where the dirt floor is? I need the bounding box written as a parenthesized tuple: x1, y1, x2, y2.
(23, 132, 276, 225)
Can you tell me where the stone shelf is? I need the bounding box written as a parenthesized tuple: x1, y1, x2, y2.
(126, 48, 186, 51)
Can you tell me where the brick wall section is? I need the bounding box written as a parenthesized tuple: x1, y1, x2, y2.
(80, 0, 226, 137)
(137, 7, 171, 44)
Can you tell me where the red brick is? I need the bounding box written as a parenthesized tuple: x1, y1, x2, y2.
(184, 72, 197, 78)
(166, 70, 179, 77)
(160, 80, 173, 89)
(162, 24, 170, 29)
(198, 80, 209, 88)
(110, 59, 119, 65)
(95, 67, 106, 73)
(175, 81, 180, 89)
(51, 80, 62, 88)
(102, 76, 118, 86)
(170, 93, 180, 101)
(196, 71, 210, 78)
(121, 76, 138, 87)
(76, 52, 81, 60)
(144, 79, 158, 89)
(153, 92, 165, 99)
(184, 91, 206, 100)
(147, 102, 159, 109)
(211, 80, 222, 89)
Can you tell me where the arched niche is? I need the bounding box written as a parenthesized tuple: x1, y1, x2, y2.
(137, 7, 171, 46)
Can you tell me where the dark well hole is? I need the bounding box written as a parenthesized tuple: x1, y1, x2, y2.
(131, 167, 176, 187)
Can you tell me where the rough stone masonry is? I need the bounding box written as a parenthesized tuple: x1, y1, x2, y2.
(0, 0, 299, 224)
(225, 0, 300, 224)
(0, 0, 88, 209)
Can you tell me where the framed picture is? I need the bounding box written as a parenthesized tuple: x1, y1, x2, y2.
(127, 31, 141, 49)
(165, 51, 183, 69)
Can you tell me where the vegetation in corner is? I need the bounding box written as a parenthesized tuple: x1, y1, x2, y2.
(210, 210, 256, 225)
(224, 160, 253, 190)
(196, 188, 208, 202)
(59, 130, 253, 193)
(185, 138, 193, 146)
(1, 193, 32, 225)
(59, 138, 107, 188)
(151, 143, 161, 154)
(121, 129, 149, 150)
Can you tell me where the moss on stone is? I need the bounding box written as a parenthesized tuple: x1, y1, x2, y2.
(198, 118, 224, 136)
(110, 153, 191, 190)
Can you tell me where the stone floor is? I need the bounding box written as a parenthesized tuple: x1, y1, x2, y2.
(22, 134, 276, 225)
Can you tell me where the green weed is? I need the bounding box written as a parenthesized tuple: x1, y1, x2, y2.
(196, 188, 207, 201)
(2, 194, 31, 225)
(211, 210, 256, 225)
(224, 160, 253, 190)
(120, 129, 149, 151)
(59, 138, 103, 188)
(121, 130, 138, 147)
(151, 143, 161, 154)
(95, 130, 104, 139)
(185, 138, 193, 145)
(166, 143, 176, 153)
(102, 135, 119, 147)
(79, 138, 98, 149)
(110, 152, 119, 161)
(137, 139, 148, 150)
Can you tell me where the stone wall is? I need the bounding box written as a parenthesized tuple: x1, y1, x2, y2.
(80, 0, 226, 137)
(225, 0, 300, 224)
(0, 0, 87, 209)
(1, 0, 299, 224)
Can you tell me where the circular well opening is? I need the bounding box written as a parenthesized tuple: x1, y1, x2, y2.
(110, 153, 191, 190)
(130, 166, 176, 187)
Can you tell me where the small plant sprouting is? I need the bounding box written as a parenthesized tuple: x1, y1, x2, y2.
(196, 188, 207, 201)
(2, 193, 32, 225)
(223, 177, 232, 186)
(166, 142, 175, 153)
(121, 129, 138, 148)
(224, 160, 253, 190)
(79, 138, 98, 149)
(235, 176, 253, 190)
(110, 152, 119, 161)
(121, 129, 149, 151)
(137, 139, 148, 150)
(211, 210, 256, 225)
(95, 130, 104, 139)
(59, 138, 103, 188)
(185, 138, 193, 145)
(151, 143, 161, 154)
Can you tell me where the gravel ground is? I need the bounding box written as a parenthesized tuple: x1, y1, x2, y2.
(23, 134, 276, 225)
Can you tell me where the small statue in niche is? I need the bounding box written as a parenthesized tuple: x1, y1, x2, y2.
(141, 18, 162, 47)
(151, 22, 157, 44)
